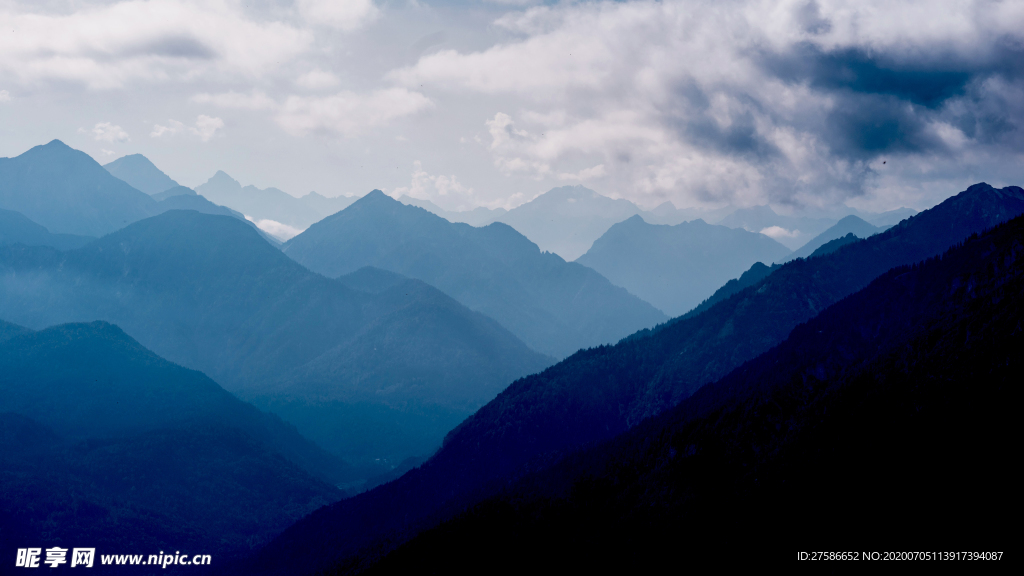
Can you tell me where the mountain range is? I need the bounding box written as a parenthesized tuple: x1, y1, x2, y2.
(0, 140, 160, 237)
(0, 210, 550, 466)
(282, 190, 668, 359)
(0, 320, 351, 563)
(248, 182, 1024, 575)
(195, 171, 356, 231)
(576, 215, 792, 316)
(365, 208, 1022, 571)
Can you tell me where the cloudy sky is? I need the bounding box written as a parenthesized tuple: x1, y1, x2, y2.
(1, 0, 1022, 213)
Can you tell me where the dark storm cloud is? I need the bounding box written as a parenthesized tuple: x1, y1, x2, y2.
(122, 36, 218, 60)
(667, 81, 781, 161)
(751, 34, 1024, 163)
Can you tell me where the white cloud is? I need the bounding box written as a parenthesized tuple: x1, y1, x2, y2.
(276, 88, 432, 137)
(245, 215, 304, 241)
(192, 114, 224, 142)
(191, 90, 276, 110)
(295, 69, 341, 90)
(388, 0, 1024, 208)
(760, 226, 800, 239)
(92, 122, 130, 143)
(558, 164, 606, 181)
(151, 119, 186, 138)
(391, 160, 477, 211)
(0, 0, 312, 89)
(297, 0, 379, 31)
(151, 115, 223, 141)
(0, 90, 10, 102)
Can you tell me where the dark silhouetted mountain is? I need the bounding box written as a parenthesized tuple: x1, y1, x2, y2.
(576, 215, 791, 316)
(494, 185, 643, 260)
(0, 140, 160, 236)
(674, 260, 777, 322)
(247, 182, 1023, 576)
(0, 208, 94, 250)
(717, 204, 836, 250)
(783, 215, 883, 261)
(151, 184, 197, 201)
(363, 211, 1023, 572)
(0, 211, 549, 466)
(283, 191, 667, 358)
(195, 171, 347, 230)
(0, 321, 353, 564)
(808, 232, 861, 258)
(103, 153, 180, 195)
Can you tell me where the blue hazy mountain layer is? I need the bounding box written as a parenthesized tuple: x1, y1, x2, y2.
(282, 190, 667, 359)
(576, 215, 792, 316)
(0, 208, 95, 250)
(0, 140, 161, 237)
(784, 214, 884, 261)
(0, 321, 352, 481)
(155, 192, 282, 246)
(363, 210, 1023, 572)
(0, 210, 551, 465)
(0, 321, 352, 562)
(151, 184, 197, 201)
(103, 153, 180, 195)
(247, 182, 1024, 575)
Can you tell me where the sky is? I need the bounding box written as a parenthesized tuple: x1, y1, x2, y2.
(1, 0, 1022, 214)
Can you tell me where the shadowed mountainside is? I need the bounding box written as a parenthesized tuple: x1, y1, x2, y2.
(365, 210, 1022, 573)
(247, 182, 1024, 575)
(0, 321, 352, 565)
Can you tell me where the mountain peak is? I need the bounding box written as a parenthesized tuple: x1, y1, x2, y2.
(208, 170, 241, 186)
(103, 153, 179, 195)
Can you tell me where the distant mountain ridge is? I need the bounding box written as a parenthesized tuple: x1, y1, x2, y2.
(717, 204, 836, 250)
(103, 153, 180, 195)
(283, 191, 668, 359)
(196, 170, 356, 230)
(576, 215, 791, 316)
(0, 140, 160, 236)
